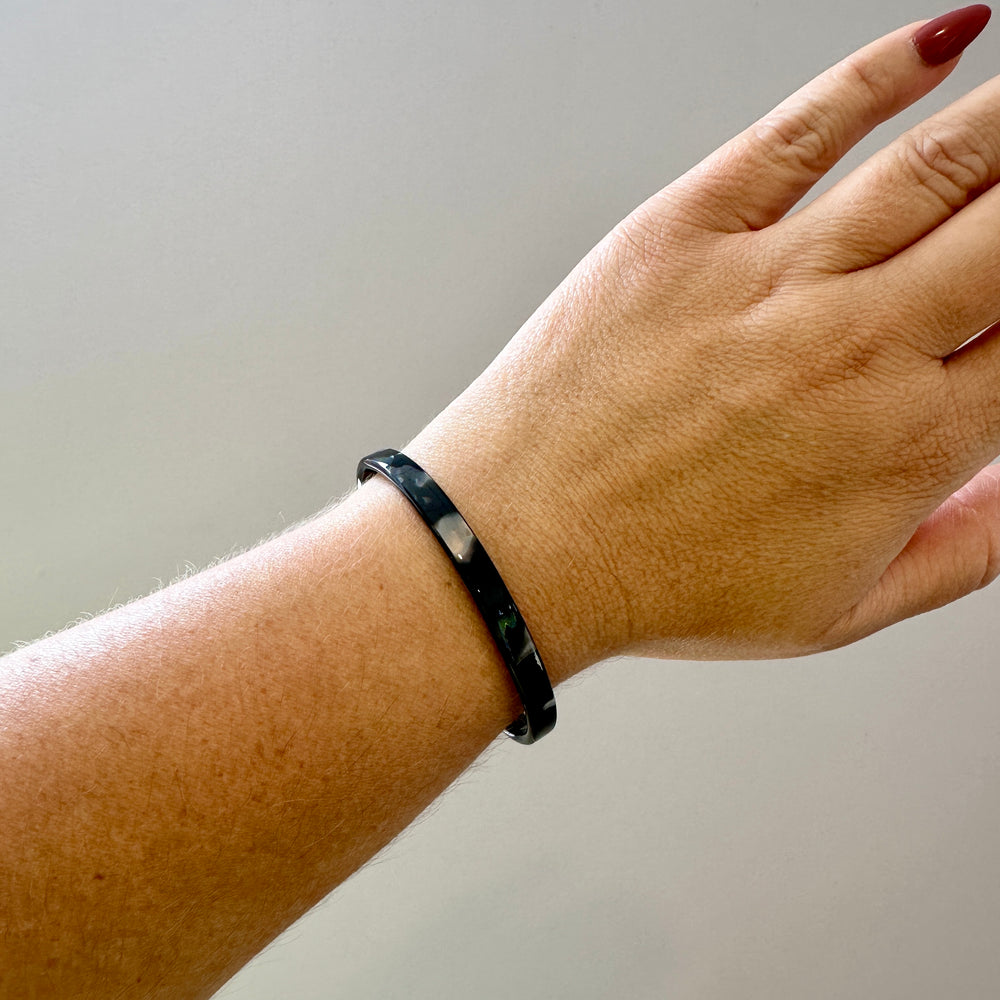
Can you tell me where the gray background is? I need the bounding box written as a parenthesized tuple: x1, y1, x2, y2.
(4, 2, 1000, 997)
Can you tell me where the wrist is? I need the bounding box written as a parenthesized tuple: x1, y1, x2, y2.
(334, 474, 527, 738)
(404, 394, 624, 686)
(357, 450, 557, 742)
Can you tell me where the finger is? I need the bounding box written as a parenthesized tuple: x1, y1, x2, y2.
(941, 318, 1000, 450)
(776, 68, 1000, 274)
(822, 463, 1000, 648)
(650, 9, 986, 235)
(850, 176, 1000, 356)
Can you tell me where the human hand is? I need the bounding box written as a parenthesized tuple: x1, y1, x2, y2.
(407, 6, 1000, 678)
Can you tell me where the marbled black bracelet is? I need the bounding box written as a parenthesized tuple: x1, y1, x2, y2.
(357, 449, 556, 744)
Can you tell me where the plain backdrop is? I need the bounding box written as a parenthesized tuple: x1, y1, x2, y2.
(4, 2, 1000, 997)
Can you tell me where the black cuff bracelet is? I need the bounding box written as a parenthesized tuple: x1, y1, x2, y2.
(357, 449, 556, 744)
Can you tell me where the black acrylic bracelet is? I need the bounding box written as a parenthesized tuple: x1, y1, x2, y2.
(357, 449, 556, 744)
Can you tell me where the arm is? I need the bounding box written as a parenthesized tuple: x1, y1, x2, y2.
(0, 478, 539, 997)
(5, 7, 1000, 996)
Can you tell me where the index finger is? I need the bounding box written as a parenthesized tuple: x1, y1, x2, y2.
(653, 7, 991, 234)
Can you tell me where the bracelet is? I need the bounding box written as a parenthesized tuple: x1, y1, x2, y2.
(356, 449, 556, 744)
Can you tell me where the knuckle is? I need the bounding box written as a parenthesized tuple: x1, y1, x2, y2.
(897, 127, 992, 209)
(751, 99, 842, 179)
(611, 208, 669, 275)
(883, 383, 960, 485)
(836, 51, 896, 112)
(748, 51, 895, 184)
(607, 203, 708, 285)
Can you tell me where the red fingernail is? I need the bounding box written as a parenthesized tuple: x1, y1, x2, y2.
(913, 4, 991, 66)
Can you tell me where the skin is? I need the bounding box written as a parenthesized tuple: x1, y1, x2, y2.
(4, 13, 1000, 998)
(409, 16, 1000, 668)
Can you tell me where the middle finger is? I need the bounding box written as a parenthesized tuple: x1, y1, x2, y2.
(769, 71, 1000, 275)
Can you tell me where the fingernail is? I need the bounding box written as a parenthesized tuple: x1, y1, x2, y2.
(913, 4, 991, 66)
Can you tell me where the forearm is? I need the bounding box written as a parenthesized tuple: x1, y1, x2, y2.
(11, 8, 1000, 996)
(0, 475, 534, 998)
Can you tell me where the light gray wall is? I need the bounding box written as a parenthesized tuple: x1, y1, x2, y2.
(4, 2, 1000, 997)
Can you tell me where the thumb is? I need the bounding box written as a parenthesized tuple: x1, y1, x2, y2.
(825, 465, 1000, 648)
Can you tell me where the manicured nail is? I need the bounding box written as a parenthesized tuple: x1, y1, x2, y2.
(913, 4, 991, 66)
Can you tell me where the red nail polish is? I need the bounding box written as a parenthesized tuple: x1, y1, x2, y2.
(913, 4, 991, 66)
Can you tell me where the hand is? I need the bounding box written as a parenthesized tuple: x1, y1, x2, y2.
(407, 7, 1000, 676)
